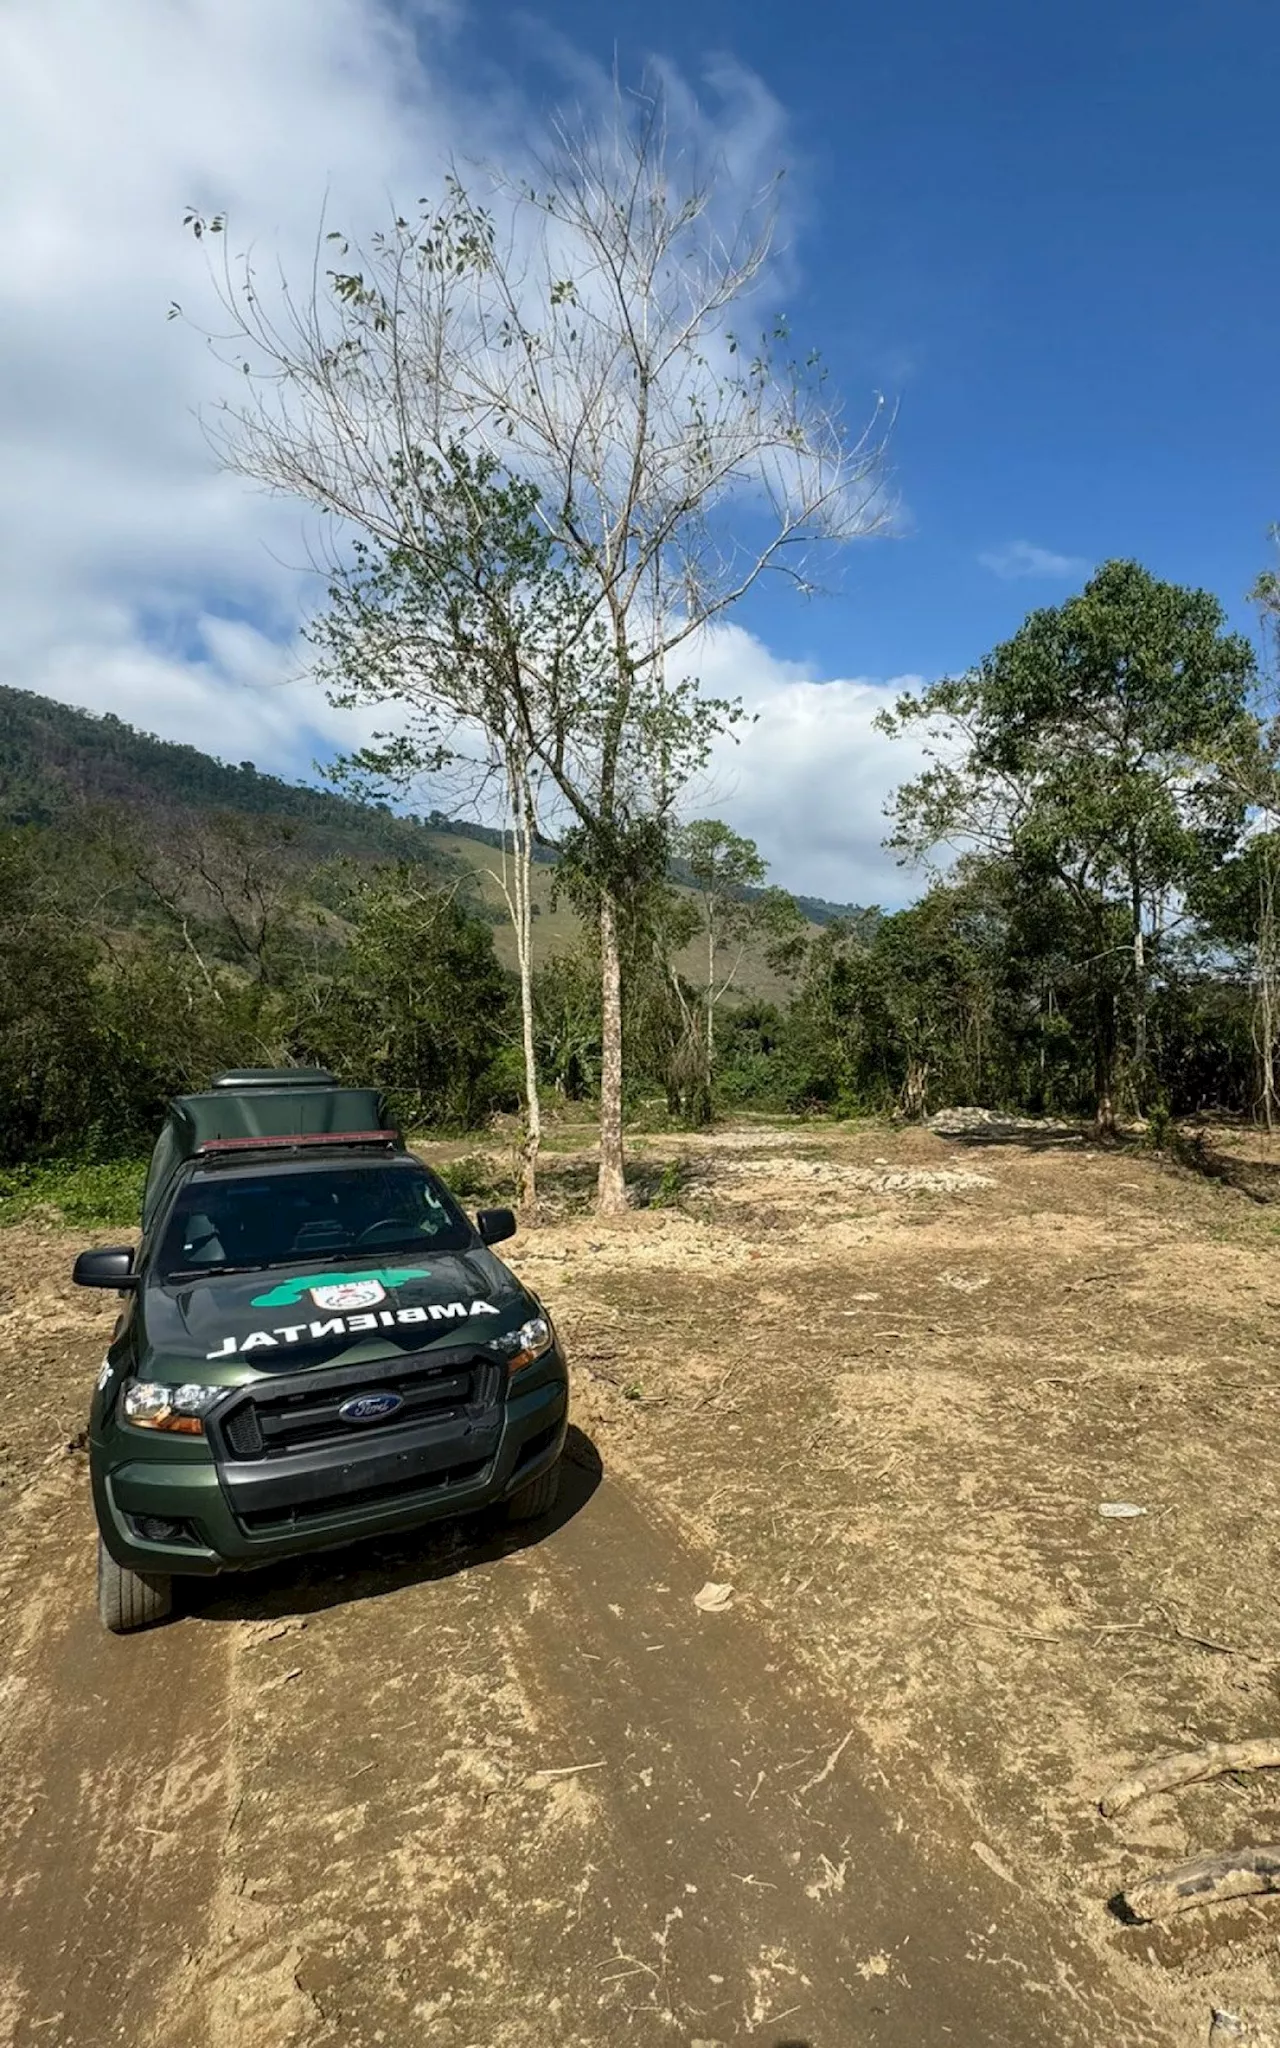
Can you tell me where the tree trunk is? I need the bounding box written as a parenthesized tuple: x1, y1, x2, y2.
(1256, 857, 1278, 1136)
(901, 1059, 929, 1122)
(498, 757, 543, 1215)
(1131, 865, 1148, 1102)
(597, 888, 629, 1213)
(1094, 985, 1118, 1137)
(703, 904, 716, 1118)
(513, 783, 541, 1214)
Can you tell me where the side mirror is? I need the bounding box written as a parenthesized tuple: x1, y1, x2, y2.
(476, 1207, 517, 1247)
(73, 1247, 139, 1291)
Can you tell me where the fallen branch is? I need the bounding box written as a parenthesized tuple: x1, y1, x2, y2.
(526, 1760, 606, 1780)
(1102, 1738, 1280, 1818)
(965, 1612, 1264, 1659)
(796, 1728, 855, 1799)
(692, 1369, 734, 1411)
(1120, 1844, 1280, 1923)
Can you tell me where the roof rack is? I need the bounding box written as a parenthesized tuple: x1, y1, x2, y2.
(196, 1131, 401, 1156)
(210, 1068, 336, 1091)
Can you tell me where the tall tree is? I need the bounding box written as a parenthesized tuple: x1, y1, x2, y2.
(880, 561, 1256, 1130)
(679, 820, 767, 1067)
(1200, 541, 1280, 1128)
(185, 74, 887, 1211)
(308, 451, 590, 1211)
(677, 818, 805, 1106)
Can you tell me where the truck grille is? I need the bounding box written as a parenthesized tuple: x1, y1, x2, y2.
(215, 1353, 500, 1461)
(238, 1455, 492, 1529)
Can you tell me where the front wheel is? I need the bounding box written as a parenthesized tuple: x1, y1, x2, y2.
(97, 1536, 173, 1633)
(504, 1457, 561, 1523)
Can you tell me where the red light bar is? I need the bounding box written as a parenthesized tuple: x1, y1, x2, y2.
(197, 1130, 400, 1153)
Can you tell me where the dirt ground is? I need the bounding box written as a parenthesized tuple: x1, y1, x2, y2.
(2, 1117, 1280, 2046)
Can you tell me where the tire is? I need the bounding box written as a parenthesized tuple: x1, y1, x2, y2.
(503, 1457, 561, 1523)
(97, 1535, 173, 1633)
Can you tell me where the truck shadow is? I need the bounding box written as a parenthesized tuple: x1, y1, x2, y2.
(184, 1424, 603, 1627)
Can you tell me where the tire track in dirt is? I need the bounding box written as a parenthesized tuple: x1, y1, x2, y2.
(0, 1465, 231, 2048)
(492, 1464, 1164, 2047)
(165, 1438, 1167, 2048)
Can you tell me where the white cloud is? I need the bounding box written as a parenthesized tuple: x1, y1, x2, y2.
(681, 624, 930, 906)
(0, 0, 466, 754)
(978, 540, 1089, 581)
(0, 0, 911, 906)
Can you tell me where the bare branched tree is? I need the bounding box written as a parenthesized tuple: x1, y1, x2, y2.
(182, 73, 890, 1210)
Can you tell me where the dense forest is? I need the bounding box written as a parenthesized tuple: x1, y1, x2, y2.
(2, 549, 1279, 1172)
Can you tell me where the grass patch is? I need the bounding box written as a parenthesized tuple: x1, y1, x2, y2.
(436, 1152, 509, 1205)
(648, 1157, 687, 1210)
(0, 1157, 148, 1230)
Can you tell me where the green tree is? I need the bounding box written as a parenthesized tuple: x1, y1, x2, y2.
(677, 818, 805, 1111)
(679, 818, 765, 1059)
(309, 450, 594, 1212)
(298, 868, 515, 1131)
(880, 561, 1256, 1129)
(532, 946, 600, 1102)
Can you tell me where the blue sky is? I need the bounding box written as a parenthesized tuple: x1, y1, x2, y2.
(501, 0, 1279, 677)
(1, 0, 1275, 903)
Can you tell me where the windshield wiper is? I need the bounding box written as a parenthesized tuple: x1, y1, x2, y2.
(165, 1260, 276, 1281)
(298, 1241, 437, 1263)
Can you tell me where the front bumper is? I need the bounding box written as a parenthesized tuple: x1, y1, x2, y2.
(92, 1347, 568, 1576)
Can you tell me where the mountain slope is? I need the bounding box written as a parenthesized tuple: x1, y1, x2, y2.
(0, 684, 454, 872)
(0, 684, 875, 997)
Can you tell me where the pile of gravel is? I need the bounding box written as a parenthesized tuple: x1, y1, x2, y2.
(702, 1158, 994, 1194)
(925, 1106, 1082, 1141)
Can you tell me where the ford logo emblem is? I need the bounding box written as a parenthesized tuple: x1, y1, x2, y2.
(338, 1391, 404, 1424)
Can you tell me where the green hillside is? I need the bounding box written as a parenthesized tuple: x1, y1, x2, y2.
(0, 684, 458, 874)
(0, 684, 872, 999)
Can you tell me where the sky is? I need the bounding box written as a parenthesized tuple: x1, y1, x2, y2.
(1, 0, 1276, 907)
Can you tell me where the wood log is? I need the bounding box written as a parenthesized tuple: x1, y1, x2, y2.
(1121, 1844, 1280, 1923)
(1101, 1739, 1280, 1818)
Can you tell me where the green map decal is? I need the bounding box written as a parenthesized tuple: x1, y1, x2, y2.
(251, 1267, 431, 1309)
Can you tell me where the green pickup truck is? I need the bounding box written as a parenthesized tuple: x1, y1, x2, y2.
(75, 1070, 568, 1631)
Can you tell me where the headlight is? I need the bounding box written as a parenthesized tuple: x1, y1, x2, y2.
(490, 1316, 554, 1374)
(122, 1380, 221, 1435)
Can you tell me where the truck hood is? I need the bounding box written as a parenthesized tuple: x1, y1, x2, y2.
(137, 1250, 530, 1376)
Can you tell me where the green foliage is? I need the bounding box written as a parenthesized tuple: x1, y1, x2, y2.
(296, 867, 517, 1131)
(0, 1157, 148, 1228)
(0, 806, 519, 1162)
(310, 445, 601, 816)
(435, 1153, 503, 1203)
(648, 1157, 686, 1209)
(679, 818, 768, 906)
(1251, 526, 1280, 675)
(768, 859, 1265, 1125)
(533, 947, 601, 1100)
(712, 1001, 791, 1108)
(0, 684, 461, 875)
(880, 560, 1258, 1120)
(7, 547, 1280, 1169)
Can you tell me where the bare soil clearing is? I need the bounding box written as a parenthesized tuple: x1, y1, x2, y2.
(2, 1120, 1279, 2045)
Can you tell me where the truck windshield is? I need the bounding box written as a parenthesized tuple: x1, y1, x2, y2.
(157, 1161, 474, 1277)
